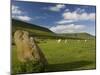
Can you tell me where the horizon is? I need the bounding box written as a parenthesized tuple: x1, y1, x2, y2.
(12, 18, 95, 36)
(12, 1, 96, 36)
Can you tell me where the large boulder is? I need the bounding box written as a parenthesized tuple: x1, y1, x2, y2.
(13, 30, 48, 74)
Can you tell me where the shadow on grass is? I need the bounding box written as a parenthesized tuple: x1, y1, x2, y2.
(46, 60, 95, 72)
(14, 60, 95, 75)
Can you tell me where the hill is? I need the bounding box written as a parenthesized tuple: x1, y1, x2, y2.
(12, 19, 95, 40)
(59, 33, 95, 40)
(12, 19, 57, 38)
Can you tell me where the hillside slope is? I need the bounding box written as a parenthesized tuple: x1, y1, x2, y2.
(60, 33, 95, 40)
(12, 19, 57, 38)
(12, 19, 95, 39)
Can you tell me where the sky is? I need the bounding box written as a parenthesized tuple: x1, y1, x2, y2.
(12, 0, 96, 35)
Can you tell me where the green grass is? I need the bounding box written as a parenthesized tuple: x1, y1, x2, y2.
(12, 39, 96, 74)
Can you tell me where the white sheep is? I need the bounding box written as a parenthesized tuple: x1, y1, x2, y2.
(77, 40, 80, 42)
(57, 39, 61, 43)
(65, 40, 67, 43)
(85, 40, 87, 42)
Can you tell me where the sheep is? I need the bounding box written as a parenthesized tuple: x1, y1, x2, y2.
(65, 40, 67, 43)
(85, 40, 87, 42)
(77, 40, 80, 42)
(57, 39, 61, 43)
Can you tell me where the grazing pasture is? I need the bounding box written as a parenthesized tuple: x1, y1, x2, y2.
(12, 39, 96, 73)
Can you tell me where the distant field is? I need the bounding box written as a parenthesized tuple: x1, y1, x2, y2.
(12, 39, 96, 73)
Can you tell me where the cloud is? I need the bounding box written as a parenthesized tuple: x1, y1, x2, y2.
(50, 24, 86, 33)
(12, 5, 32, 21)
(56, 4, 66, 9)
(64, 9, 70, 12)
(53, 8, 95, 34)
(56, 20, 74, 24)
(13, 15, 32, 21)
(62, 11, 95, 21)
(56, 8, 95, 25)
(49, 4, 65, 12)
(12, 5, 23, 15)
(88, 13, 96, 20)
(75, 8, 85, 13)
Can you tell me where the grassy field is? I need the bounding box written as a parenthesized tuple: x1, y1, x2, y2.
(12, 39, 96, 74)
